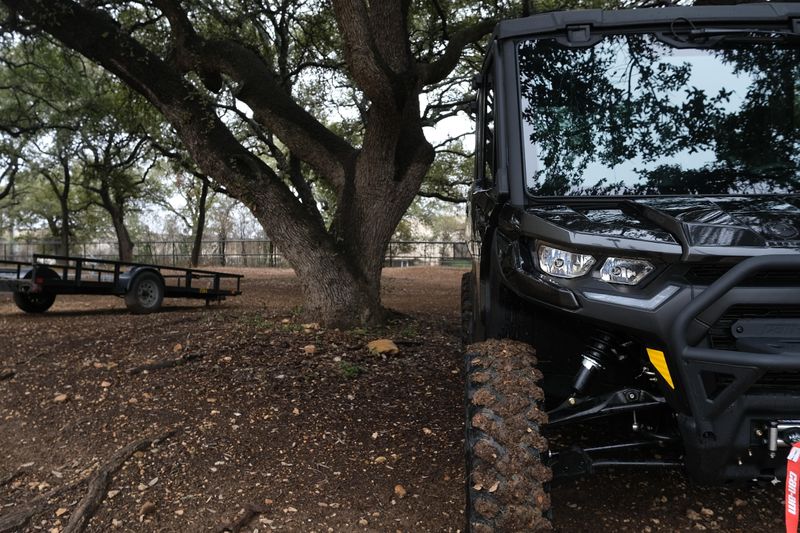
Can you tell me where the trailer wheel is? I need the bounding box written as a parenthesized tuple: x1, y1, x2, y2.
(13, 291, 56, 313)
(465, 339, 552, 532)
(125, 271, 165, 314)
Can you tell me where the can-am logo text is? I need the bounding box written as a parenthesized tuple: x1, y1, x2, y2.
(789, 472, 798, 517)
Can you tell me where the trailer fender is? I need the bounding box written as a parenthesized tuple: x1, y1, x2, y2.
(122, 267, 165, 293)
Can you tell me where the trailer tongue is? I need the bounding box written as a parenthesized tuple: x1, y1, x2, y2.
(0, 254, 243, 314)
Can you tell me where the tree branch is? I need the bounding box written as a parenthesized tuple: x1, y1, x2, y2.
(417, 18, 497, 86)
(417, 189, 466, 203)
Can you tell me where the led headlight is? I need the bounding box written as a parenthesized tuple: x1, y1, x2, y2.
(537, 244, 596, 278)
(600, 257, 654, 285)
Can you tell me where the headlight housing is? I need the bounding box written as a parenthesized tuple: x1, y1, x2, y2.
(600, 257, 654, 285)
(537, 244, 595, 279)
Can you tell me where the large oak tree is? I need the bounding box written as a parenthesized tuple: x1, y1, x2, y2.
(0, 0, 522, 325)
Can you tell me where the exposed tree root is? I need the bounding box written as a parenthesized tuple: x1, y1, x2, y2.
(214, 503, 271, 533)
(0, 429, 177, 533)
(0, 477, 87, 533)
(0, 368, 14, 381)
(128, 353, 206, 375)
(63, 428, 178, 533)
(0, 466, 26, 487)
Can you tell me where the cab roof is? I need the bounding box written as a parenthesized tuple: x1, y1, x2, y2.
(494, 2, 800, 41)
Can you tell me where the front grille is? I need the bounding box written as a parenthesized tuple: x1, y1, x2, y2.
(709, 305, 800, 350)
(686, 263, 800, 286)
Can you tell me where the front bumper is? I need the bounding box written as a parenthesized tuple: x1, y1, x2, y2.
(496, 234, 800, 481)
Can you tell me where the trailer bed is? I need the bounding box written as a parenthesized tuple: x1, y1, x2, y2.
(0, 254, 243, 314)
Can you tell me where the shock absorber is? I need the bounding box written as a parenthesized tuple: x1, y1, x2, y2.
(571, 331, 615, 398)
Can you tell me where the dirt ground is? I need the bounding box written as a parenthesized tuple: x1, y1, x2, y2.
(0, 267, 787, 532)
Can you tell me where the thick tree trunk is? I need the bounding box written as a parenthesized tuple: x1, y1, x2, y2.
(190, 179, 208, 267)
(97, 187, 134, 262)
(5, 0, 440, 327)
(113, 219, 134, 262)
(58, 200, 70, 257)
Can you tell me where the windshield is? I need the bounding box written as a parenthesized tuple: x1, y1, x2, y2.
(518, 33, 800, 196)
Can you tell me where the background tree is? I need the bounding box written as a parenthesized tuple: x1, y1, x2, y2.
(0, 34, 165, 257)
(0, 0, 533, 326)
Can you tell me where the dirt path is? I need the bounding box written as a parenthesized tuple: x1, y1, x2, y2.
(0, 267, 785, 532)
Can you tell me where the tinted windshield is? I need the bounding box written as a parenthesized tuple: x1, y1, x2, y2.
(519, 34, 799, 196)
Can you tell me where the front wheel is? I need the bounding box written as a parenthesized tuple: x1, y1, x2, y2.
(465, 339, 552, 532)
(125, 271, 165, 314)
(13, 291, 56, 313)
(461, 272, 476, 346)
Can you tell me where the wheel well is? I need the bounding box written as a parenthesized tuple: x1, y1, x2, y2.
(126, 267, 165, 292)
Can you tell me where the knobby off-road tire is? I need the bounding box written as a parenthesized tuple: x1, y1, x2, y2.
(13, 291, 56, 313)
(461, 272, 475, 346)
(125, 271, 165, 314)
(465, 339, 552, 532)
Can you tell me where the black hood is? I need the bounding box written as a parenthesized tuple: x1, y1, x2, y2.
(527, 196, 800, 249)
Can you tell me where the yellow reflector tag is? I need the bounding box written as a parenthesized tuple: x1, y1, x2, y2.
(647, 348, 675, 389)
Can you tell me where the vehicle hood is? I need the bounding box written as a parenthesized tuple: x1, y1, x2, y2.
(526, 196, 800, 248)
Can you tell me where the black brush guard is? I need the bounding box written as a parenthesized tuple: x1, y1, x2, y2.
(669, 254, 800, 483)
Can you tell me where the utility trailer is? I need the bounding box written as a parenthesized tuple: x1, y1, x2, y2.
(0, 254, 243, 314)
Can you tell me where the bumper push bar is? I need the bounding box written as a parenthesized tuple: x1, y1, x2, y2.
(669, 255, 800, 482)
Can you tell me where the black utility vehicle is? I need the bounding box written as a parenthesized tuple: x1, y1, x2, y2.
(462, 3, 800, 530)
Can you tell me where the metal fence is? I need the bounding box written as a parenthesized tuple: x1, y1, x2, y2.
(0, 239, 470, 268)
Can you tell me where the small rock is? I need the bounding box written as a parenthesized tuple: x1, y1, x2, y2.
(100, 381, 112, 388)
(358, 518, 368, 526)
(107, 490, 120, 499)
(54, 393, 69, 403)
(173, 343, 183, 352)
(137, 483, 148, 492)
(686, 509, 702, 521)
(367, 339, 399, 355)
(302, 323, 320, 330)
(55, 507, 68, 517)
(292, 407, 300, 416)
(734, 498, 747, 507)
(175, 509, 184, 516)
(422, 427, 433, 435)
(93, 362, 105, 369)
(147, 477, 159, 487)
(371, 432, 379, 440)
(281, 318, 291, 324)
(394, 484, 407, 498)
(303, 344, 316, 355)
(374, 456, 387, 464)
(700, 508, 714, 517)
(284, 506, 298, 513)
(139, 501, 156, 515)
(112, 518, 123, 527)
(264, 498, 274, 505)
